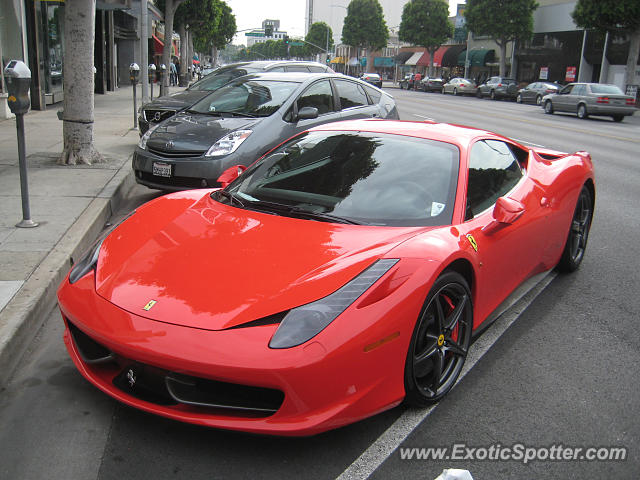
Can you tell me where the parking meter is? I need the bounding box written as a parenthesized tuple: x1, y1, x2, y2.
(148, 64, 156, 100)
(129, 63, 140, 84)
(129, 63, 140, 129)
(4, 60, 31, 115)
(3, 60, 37, 227)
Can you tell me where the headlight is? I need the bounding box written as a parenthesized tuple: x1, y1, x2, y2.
(205, 130, 252, 157)
(68, 211, 135, 284)
(269, 259, 399, 349)
(138, 123, 159, 150)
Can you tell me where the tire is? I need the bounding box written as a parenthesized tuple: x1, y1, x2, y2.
(612, 115, 624, 123)
(577, 104, 588, 119)
(516, 93, 522, 103)
(536, 95, 542, 106)
(404, 271, 473, 405)
(490, 89, 496, 100)
(453, 88, 458, 96)
(476, 90, 482, 99)
(544, 100, 554, 114)
(557, 185, 593, 273)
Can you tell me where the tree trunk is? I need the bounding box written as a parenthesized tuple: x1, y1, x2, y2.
(212, 46, 218, 67)
(428, 47, 437, 77)
(497, 40, 507, 77)
(178, 23, 189, 86)
(626, 28, 640, 87)
(161, 0, 186, 95)
(59, 0, 103, 165)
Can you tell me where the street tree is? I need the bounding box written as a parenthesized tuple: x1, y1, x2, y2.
(342, 0, 388, 72)
(465, 0, 538, 77)
(572, 0, 640, 87)
(201, 2, 236, 67)
(176, 0, 222, 77)
(59, 0, 102, 165)
(305, 22, 333, 58)
(399, 0, 453, 77)
(156, 0, 188, 93)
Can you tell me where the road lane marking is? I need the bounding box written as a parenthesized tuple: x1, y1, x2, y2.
(336, 270, 557, 480)
(413, 114, 436, 121)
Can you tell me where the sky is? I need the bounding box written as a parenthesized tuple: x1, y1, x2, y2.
(225, 0, 463, 46)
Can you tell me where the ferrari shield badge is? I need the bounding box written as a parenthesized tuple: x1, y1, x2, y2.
(143, 300, 157, 311)
(466, 234, 478, 252)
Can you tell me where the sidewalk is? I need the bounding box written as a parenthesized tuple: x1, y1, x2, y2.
(0, 84, 184, 386)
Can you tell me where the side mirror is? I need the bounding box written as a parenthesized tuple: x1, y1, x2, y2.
(217, 165, 247, 188)
(482, 197, 525, 234)
(297, 106, 319, 121)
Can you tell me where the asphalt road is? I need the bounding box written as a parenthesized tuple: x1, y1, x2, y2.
(1, 90, 638, 480)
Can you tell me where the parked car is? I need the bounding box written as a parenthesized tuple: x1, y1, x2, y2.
(442, 77, 477, 96)
(418, 77, 444, 93)
(133, 72, 399, 190)
(516, 81, 562, 105)
(360, 72, 383, 88)
(59, 118, 594, 436)
(138, 60, 335, 134)
(542, 82, 637, 122)
(477, 76, 519, 100)
(399, 73, 416, 90)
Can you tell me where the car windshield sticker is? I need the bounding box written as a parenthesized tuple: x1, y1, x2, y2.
(431, 202, 446, 216)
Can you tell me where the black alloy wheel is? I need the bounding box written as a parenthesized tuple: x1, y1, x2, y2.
(558, 185, 593, 272)
(404, 271, 473, 405)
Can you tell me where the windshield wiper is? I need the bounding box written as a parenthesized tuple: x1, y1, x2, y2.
(215, 190, 245, 207)
(244, 199, 362, 225)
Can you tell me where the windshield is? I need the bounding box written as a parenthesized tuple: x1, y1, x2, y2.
(189, 66, 262, 91)
(590, 84, 624, 95)
(189, 79, 299, 117)
(217, 131, 460, 227)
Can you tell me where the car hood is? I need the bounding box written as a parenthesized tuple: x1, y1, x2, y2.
(95, 191, 423, 331)
(145, 90, 210, 110)
(146, 112, 262, 152)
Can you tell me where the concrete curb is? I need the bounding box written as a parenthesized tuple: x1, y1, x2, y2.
(0, 159, 136, 387)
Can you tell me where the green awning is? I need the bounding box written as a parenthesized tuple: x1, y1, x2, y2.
(374, 57, 394, 67)
(457, 49, 496, 67)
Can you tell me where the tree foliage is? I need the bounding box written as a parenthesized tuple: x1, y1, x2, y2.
(399, 0, 453, 74)
(192, 2, 236, 52)
(342, 0, 389, 52)
(465, 0, 537, 76)
(305, 22, 333, 56)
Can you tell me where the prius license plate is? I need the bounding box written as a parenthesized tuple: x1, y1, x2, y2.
(152, 162, 172, 177)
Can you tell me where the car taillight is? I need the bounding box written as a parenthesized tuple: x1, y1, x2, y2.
(626, 98, 635, 105)
(597, 97, 609, 104)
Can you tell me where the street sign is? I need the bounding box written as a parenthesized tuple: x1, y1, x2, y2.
(245, 32, 264, 37)
(290, 41, 303, 46)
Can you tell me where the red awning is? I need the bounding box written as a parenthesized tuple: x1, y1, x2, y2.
(152, 34, 164, 53)
(416, 46, 450, 67)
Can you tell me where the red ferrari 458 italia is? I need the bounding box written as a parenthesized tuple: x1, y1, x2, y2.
(57, 119, 594, 436)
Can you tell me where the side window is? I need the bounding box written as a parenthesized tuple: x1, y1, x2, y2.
(560, 85, 573, 95)
(466, 140, 523, 219)
(308, 66, 326, 73)
(364, 85, 382, 104)
(285, 65, 311, 72)
(268, 66, 286, 72)
(296, 80, 335, 115)
(572, 84, 586, 95)
(334, 79, 368, 109)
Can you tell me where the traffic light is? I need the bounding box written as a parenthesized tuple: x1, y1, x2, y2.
(265, 25, 273, 37)
(283, 35, 289, 45)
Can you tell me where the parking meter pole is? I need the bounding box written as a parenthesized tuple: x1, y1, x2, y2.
(15, 114, 37, 228)
(4, 59, 38, 228)
(129, 63, 140, 130)
(132, 84, 137, 129)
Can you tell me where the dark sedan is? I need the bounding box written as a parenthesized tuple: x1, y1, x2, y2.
(138, 60, 334, 134)
(418, 77, 444, 93)
(516, 81, 562, 105)
(133, 72, 399, 190)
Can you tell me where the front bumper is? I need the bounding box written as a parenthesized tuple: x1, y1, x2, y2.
(132, 149, 226, 190)
(57, 272, 413, 436)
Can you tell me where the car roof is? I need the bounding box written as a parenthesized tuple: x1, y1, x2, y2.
(237, 71, 345, 82)
(308, 119, 514, 147)
(240, 60, 330, 69)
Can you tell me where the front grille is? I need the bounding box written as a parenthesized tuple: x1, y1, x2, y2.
(66, 320, 282, 416)
(143, 109, 176, 123)
(138, 170, 216, 189)
(147, 146, 206, 158)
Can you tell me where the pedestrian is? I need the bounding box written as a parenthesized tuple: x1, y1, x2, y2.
(170, 61, 177, 86)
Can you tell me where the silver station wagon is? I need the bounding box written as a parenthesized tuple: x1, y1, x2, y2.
(542, 83, 637, 122)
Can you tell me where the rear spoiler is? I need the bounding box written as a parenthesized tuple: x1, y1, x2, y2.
(532, 147, 592, 167)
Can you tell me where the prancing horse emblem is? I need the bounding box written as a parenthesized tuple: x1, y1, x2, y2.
(143, 300, 157, 311)
(126, 369, 136, 387)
